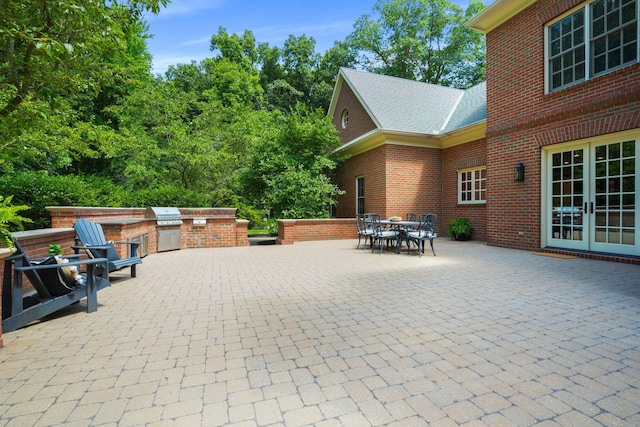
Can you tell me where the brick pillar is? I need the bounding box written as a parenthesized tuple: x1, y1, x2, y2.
(276, 220, 295, 245)
(235, 220, 250, 247)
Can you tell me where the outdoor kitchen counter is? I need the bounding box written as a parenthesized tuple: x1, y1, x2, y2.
(92, 219, 147, 225)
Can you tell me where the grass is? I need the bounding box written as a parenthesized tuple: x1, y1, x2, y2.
(248, 228, 269, 236)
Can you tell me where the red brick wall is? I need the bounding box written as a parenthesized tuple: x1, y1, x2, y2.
(180, 208, 247, 248)
(182, 219, 237, 248)
(276, 219, 357, 244)
(335, 145, 388, 218)
(100, 222, 153, 258)
(331, 82, 377, 142)
(442, 138, 487, 241)
(49, 207, 146, 228)
(334, 144, 444, 235)
(7, 230, 77, 261)
(385, 144, 442, 224)
(485, 0, 640, 250)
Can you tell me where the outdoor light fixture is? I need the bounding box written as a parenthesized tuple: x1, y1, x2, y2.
(514, 163, 525, 182)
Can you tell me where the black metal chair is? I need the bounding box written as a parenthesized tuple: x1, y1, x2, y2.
(404, 213, 418, 232)
(356, 214, 375, 250)
(406, 213, 437, 256)
(369, 214, 400, 254)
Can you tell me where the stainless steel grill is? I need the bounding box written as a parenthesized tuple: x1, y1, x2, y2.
(145, 207, 183, 226)
(145, 207, 182, 251)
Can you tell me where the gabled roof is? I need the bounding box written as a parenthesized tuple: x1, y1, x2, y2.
(329, 68, 486, 137)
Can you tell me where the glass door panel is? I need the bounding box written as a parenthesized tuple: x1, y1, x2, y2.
(549, 148, 587, 249)
(591, 140, 637, 254)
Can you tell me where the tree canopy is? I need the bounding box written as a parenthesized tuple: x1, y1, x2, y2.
(0, 1, 167, 147)
(347, 0, 486, 88)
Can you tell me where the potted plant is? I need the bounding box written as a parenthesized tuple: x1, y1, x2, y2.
(446, 217, 473, 241)
(0, 195, 32, 257)
(48, 244, 63, 256)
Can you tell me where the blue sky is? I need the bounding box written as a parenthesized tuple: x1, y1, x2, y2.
(144, 0, 474, 75)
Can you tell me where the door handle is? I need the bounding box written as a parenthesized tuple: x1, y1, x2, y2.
(584, 202, 587, 214)
(590, 202, 594, 214)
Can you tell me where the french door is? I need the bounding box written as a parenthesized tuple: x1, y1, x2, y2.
(546, 137, 639, 256)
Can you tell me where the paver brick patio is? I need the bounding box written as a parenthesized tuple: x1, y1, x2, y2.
(0, 239, 638, 426)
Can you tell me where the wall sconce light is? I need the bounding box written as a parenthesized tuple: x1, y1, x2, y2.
(514, 163, 525, 182)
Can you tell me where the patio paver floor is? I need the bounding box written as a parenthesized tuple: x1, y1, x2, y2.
(0, 239, 638, 426)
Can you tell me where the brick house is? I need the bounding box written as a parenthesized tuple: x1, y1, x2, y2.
(329, 0, 640, 258)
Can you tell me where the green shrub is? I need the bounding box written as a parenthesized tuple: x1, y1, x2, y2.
(230, 197, 266, 228)
(266, 219, 278, 236)
(0, 171, 125, 229)
(446, 217, 473, 240)
(0, 195, 32, 248)
(48, 244, 63, 255)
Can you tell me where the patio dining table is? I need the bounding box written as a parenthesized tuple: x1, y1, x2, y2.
(378, 220, 420, 253)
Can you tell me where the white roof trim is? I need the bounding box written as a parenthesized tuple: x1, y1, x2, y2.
(466, 0, 537, 33)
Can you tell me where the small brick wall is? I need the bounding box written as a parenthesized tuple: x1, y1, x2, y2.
(276, 218, 357, 245)
(49, 207, 146, 228)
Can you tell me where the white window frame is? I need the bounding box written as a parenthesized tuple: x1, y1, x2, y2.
(341, 109, 349, 129)
(356, 176, 365, 215)
(458, 166, 487, 205)
(545, 0, 639, 93)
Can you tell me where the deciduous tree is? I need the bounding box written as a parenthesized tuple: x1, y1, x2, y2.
(347, 0, 486, 88)
(241, 105, 344, 218)
(0, 0, 167, 170)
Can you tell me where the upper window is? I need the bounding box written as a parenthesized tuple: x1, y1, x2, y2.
(547, 0, 638, 92)
(341, 109, 349, 129)
(458, 167, 486, 204)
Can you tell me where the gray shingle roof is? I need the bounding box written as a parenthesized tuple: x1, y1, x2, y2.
(443, 81, 487, 132)
(339, 68, 486, 135)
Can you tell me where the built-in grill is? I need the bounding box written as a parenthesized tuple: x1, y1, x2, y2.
(145, 207, 183, 251)
(146, 207, 183, 226)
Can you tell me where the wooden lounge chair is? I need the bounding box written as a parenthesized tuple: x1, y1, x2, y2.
(1, 237, 110, 333)
(73, 219, 142, 278)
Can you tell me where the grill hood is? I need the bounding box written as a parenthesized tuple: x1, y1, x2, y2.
(145, 207, 183, 225)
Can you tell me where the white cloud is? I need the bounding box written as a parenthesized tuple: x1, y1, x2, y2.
(178, 35, 212, 48)
(149, 0, 226, 19)
(150, 52, 210, 75)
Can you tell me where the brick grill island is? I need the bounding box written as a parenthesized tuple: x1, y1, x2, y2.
(46, 206, 250, 254)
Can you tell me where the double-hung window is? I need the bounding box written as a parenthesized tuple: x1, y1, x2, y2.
(547, 0, 638, 92)
(458, 167, 486, 204)
(356, 177, 365, 215)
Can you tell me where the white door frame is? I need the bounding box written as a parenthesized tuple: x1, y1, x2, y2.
(541, 129, 639, 256)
